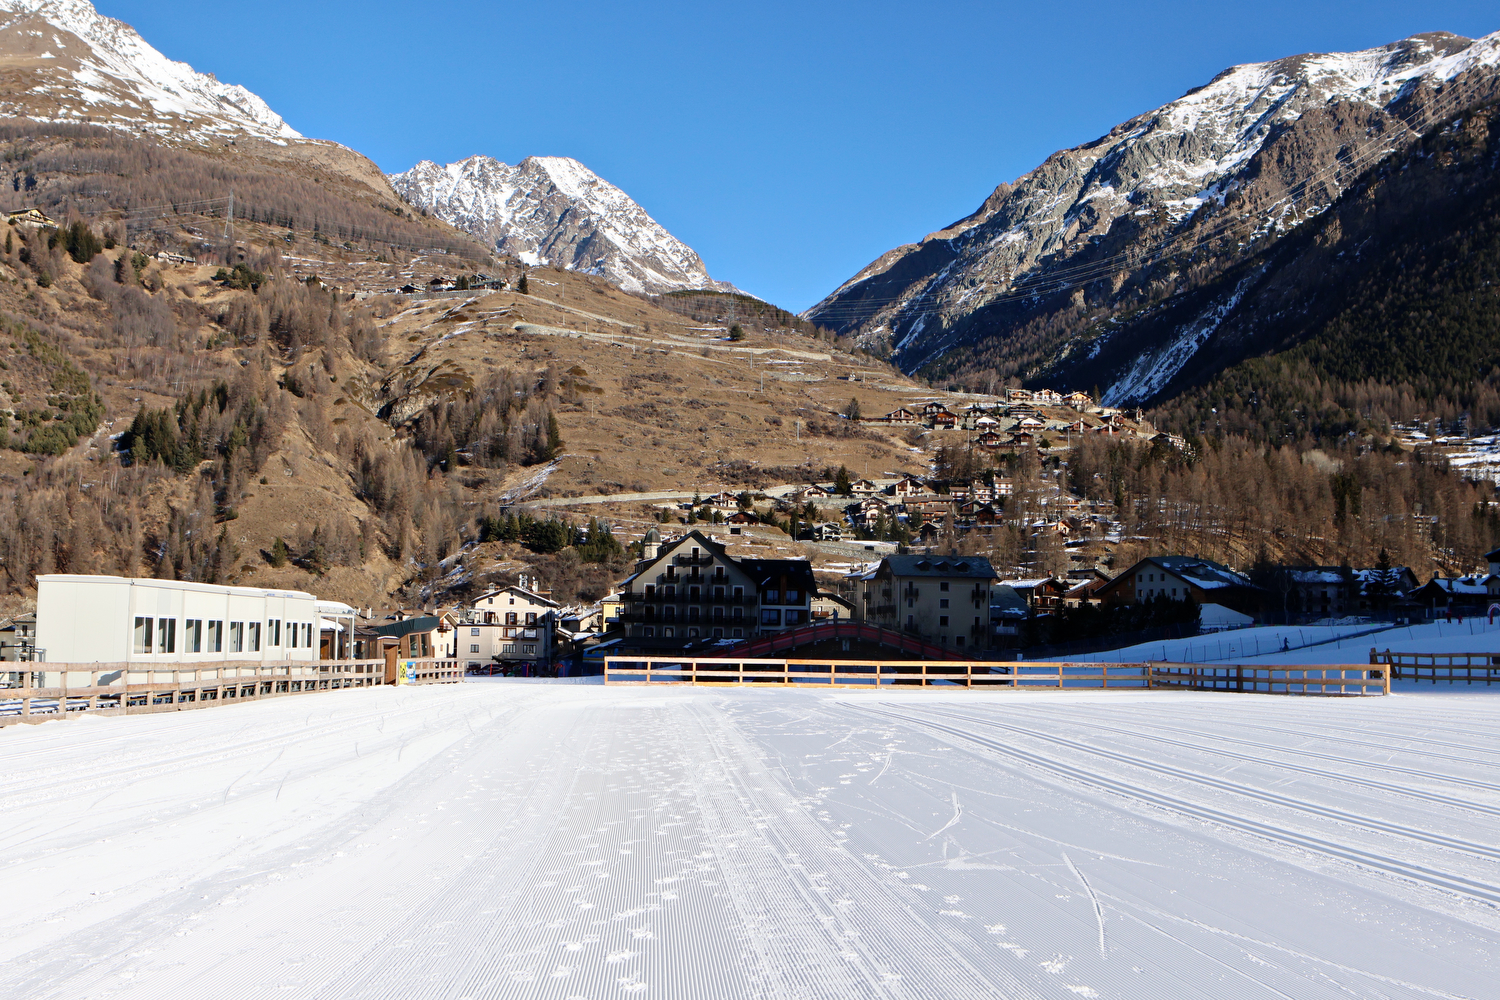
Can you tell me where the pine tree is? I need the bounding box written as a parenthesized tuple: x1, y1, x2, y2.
(835, 465, 853, 496)
(517, 272, 530, 294)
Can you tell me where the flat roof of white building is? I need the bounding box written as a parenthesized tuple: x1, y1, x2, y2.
(37, 574, 317, 602)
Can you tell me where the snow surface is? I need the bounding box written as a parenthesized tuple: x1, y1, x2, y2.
(3, 682, 1499, 997)
(1075, 617, 1500, 672)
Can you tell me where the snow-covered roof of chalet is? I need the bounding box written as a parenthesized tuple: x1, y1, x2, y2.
(1288, 568, 1346, 585)
(316, 600, 357, 616)
(1144, 557, 1252, 591)
(1417, 575, 1494, 597)
(470, 584, 559, 608)
(998, 577, 1061, 590)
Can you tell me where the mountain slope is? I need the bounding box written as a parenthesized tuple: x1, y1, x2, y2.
(389, 155, 733, 295)
(0, 0, 430, 214)
(0, 0, 296, 141)
(1148, 101, 1500, 441)
(806, 30, 1500, 401)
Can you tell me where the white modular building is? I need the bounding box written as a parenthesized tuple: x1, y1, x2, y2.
(35, 575, 328, 664)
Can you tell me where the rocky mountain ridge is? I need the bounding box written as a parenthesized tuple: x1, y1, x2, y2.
(389, 155, 733, 296)
(0, 0, 297, 142)
(807, 30, 1500, 404)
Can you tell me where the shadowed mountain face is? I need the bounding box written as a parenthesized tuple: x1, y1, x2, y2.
(389, 155, 734, 296)
(807, 30, 1500, 404)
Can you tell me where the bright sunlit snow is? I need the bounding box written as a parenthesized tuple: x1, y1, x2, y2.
(2, 681, 1498, 998)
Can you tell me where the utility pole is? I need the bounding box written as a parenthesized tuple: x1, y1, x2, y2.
(223, 188, 234, 266)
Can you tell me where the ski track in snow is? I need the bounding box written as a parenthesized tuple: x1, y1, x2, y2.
(1, 684, 1499, 998)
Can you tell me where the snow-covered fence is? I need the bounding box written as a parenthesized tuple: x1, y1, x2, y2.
(0, 658, 397, 726)
(1150, 663, 1389, 696)
(1372, 649, 1500, 684)
(604, 657, 1151, 689)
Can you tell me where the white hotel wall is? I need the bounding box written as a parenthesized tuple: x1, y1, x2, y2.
(35, 575, 320, 664)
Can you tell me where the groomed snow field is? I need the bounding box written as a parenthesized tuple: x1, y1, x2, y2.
(3, 680, 1499, 999)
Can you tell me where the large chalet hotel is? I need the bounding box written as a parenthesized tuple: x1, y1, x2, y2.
(617, 529, 818, 646)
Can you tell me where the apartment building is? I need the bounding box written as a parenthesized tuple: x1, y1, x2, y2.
(857, 554, 999, 651)
(616, 530, 816, 646)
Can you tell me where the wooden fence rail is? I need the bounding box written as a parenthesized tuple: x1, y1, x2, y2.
(1371, 648, 1500, 684)
(0, 658, 462, 726)
(1149, 662, 1389, 696)
(604, 657, 1389, 696)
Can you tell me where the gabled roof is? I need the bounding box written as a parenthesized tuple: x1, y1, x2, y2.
(879, 555, 997, 580)
(472, 584, 559, 608)
(738, 558, 818, 591)
(990, 585, 1029, 617)
(1142, 556, 1252, 590)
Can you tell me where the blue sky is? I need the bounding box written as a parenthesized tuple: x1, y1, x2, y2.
(101, 1, 1499, 310)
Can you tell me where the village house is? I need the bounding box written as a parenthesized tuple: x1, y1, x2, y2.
(891, 476, 928, 498)
(1097, 557, 1264, 618)
(1065, 391, 1093, 409)
(929, 410, 958, 429)
(1408, 575, 1494, 618)
(856, 554, 999, 651)
(883, 407, 917, 425)
(453, 581, 560, 669)
(998, 577, 1067, 613)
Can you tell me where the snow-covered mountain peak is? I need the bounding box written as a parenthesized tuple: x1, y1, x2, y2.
(390, 154, 733, 295)
(809, 28, 1500, 398)
(0, 0, 300, 142)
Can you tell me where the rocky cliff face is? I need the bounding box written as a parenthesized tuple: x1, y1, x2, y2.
(807, 30, 1500, 404)
(389, 155, 733, 295)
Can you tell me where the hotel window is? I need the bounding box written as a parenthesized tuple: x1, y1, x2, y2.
(939, 616, 949, 627)
(133, 616, 152, 654)
(185, 619, 203, 653)
(470, 627, 480, 636)
(506, 613, 518, 626)
(523, 645, 537, 655)
(785, 589, 802, 605)
(248, 622, 261, 652)
(268, 619, 281, 647)
(470, 644, 480, 653)
(525, 612, 537, 626)
(208, 620, 223, 653)
(761, 609, 781, 625)
(940, 582, 950, 592)
(228, 622, 242, 653)
(764, 588, 780, 604)
(939, 599, 949, 609)
(158, 618, 176, 653)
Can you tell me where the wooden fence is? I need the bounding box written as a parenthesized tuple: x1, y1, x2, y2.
(1371, 648, 1500, 684)
(1149, 662, 1389, 696)
(604, 657, 1389, 695)
(0, 658, 462, 726)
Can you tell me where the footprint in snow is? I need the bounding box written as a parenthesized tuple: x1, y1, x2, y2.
(607, 949, 636, 964)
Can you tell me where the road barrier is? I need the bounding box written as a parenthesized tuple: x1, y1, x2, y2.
(0, 658, 461, 726)
(1371, 649, 1500, 684)
(604, 657, 1389, 695)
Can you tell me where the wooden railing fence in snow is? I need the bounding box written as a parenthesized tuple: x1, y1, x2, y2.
(604, 657, 1389, 695)
(1148, 662, 1389, 696)
(0, 658, 462, 726)
(1371, 648, 1500, 684)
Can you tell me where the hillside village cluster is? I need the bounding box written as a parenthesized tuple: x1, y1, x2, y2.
(8, 491, 1498, 676)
